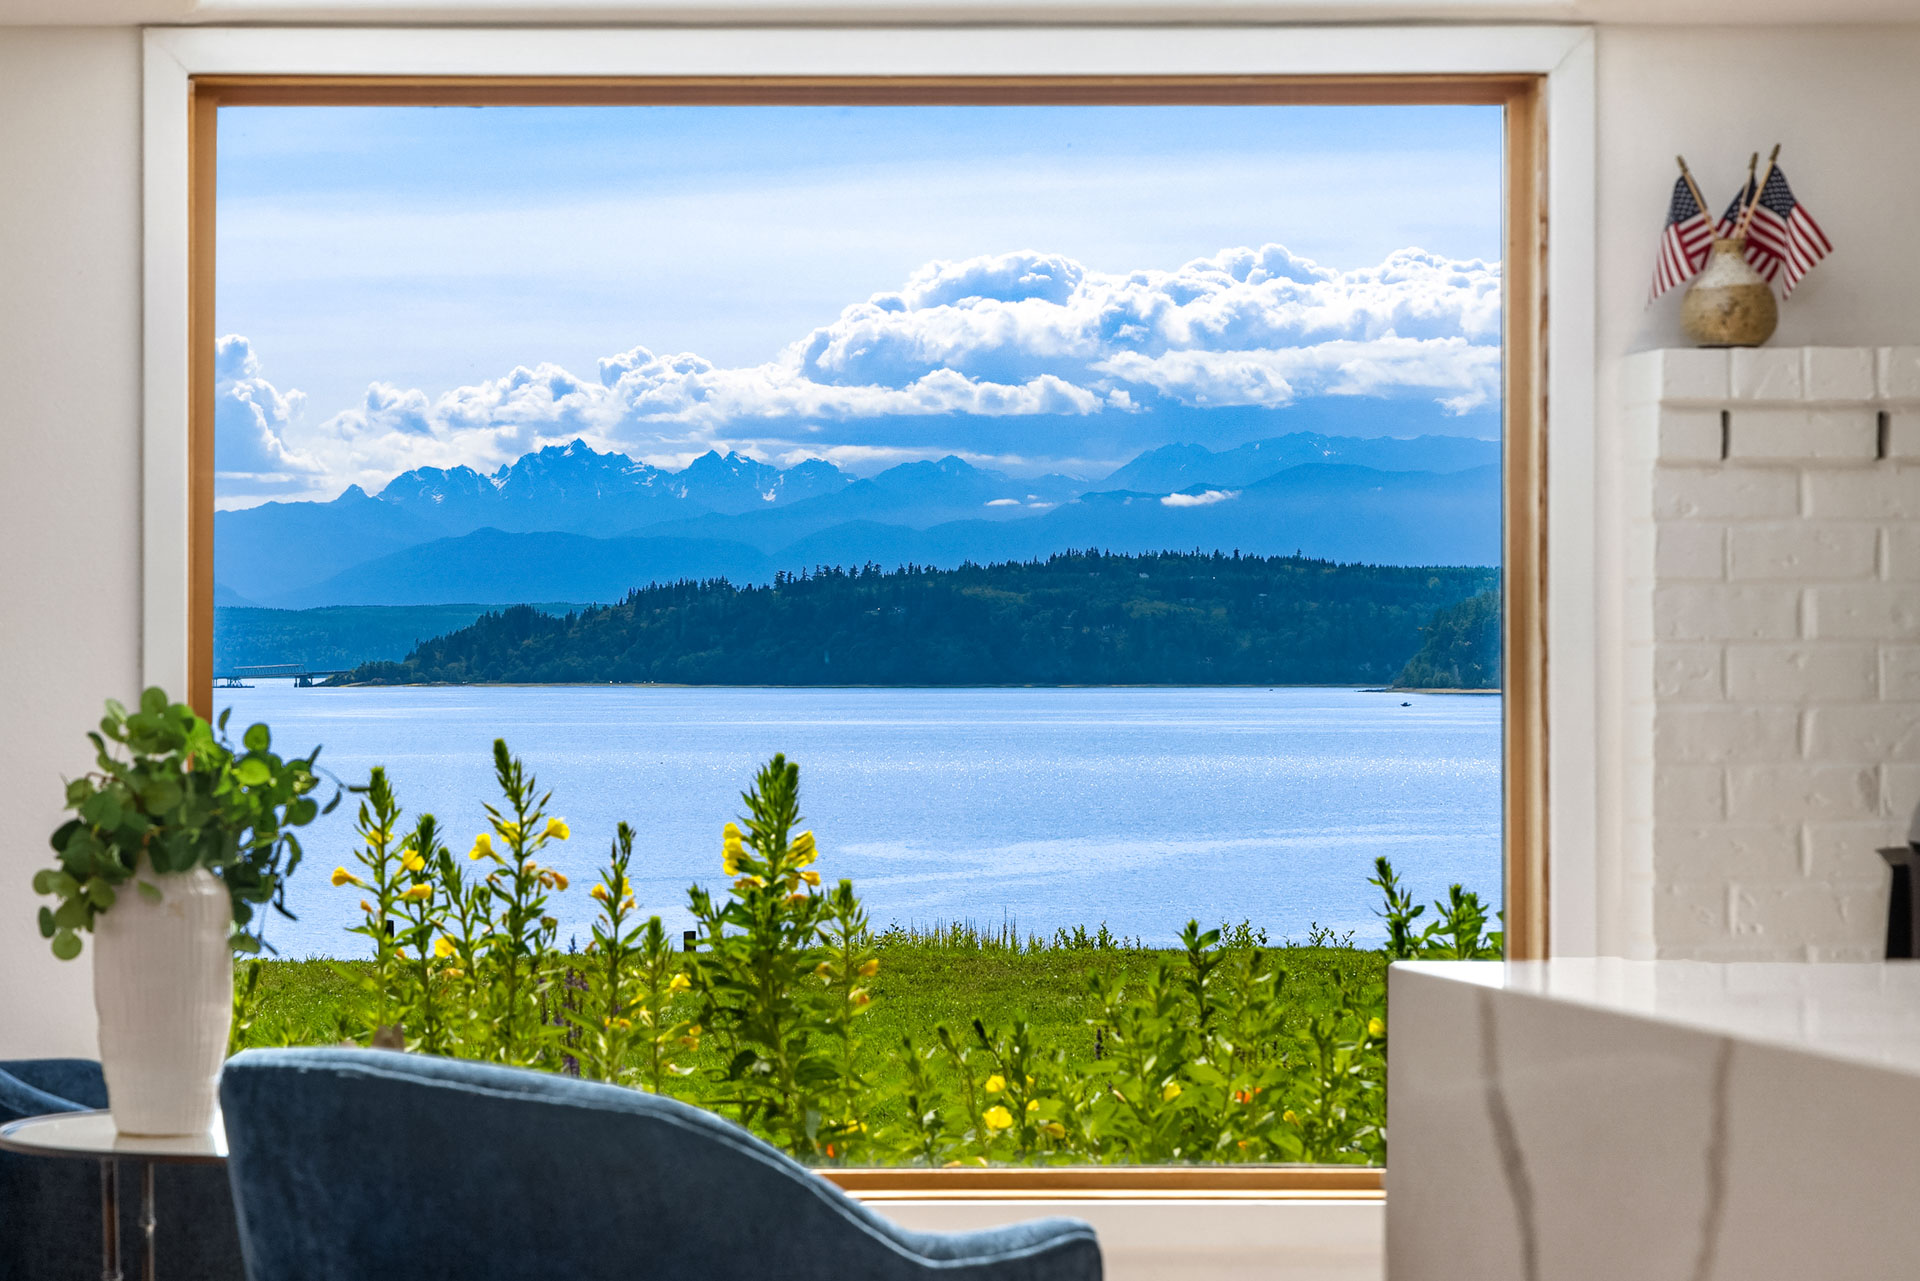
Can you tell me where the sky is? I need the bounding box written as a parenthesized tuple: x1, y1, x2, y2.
(215, 103, 1504, 508)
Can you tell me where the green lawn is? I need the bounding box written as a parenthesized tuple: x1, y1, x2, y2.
(240, 941, 1386, 1107)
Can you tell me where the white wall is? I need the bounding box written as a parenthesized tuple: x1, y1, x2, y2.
(1589, 25, 1920, 956)
(0, 26, 144, 1056)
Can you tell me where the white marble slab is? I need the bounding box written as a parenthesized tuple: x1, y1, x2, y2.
(1387, 960, 1920, 1281)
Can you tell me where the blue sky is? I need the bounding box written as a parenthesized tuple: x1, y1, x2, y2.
(215, 103, 1503, 507)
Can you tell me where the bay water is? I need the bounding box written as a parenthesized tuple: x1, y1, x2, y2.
(212, 683, 1502, 958)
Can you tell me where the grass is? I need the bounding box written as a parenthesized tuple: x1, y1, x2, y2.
(238, 933, 1387, 1116)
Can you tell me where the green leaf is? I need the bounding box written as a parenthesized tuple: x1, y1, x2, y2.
(243, 723, 271, 753)
(136, 880, 163, 904)
(51, 930, 82, 961)
(37, 906, 55, 938)
(139, 687, 167, 716)
(103, 698, 128, 722)
(234, 758, 271, 788)
(31, 869, 53, 895)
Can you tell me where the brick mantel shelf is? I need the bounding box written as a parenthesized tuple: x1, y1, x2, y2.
(1621, 347, 1920, 960)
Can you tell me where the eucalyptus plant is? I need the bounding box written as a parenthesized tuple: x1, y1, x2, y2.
(34, 687, 335, 959)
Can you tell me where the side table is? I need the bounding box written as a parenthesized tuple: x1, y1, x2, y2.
(0, 1110, 225, 1281)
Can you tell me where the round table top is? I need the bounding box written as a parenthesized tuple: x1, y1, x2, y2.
(0, 1111, 226, 1164)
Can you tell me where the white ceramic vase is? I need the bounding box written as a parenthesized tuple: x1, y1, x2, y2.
(91, 867, 233, 1137)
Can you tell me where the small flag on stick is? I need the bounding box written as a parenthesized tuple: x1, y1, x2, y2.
(1650, 165, 1715, 302)
(1734, 163, 1832, 296)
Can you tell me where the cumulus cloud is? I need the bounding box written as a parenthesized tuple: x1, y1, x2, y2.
(213, 335, 323, 488)
(1160, 489, 1240, 508)
(220, 242, 1499, 504)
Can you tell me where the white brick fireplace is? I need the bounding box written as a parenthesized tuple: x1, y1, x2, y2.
(1621, 347, 1920, 959)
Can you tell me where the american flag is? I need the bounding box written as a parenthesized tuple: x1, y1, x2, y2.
(1719, 166, 1832, 296)
(1650, 175, 1714, 301)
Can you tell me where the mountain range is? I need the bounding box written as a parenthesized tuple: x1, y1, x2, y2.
(215, 432, 1502, 609)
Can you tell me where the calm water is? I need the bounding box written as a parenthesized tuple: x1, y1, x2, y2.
(212, 684, 1502, 958)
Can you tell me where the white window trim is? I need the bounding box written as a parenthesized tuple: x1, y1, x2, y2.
(140, 20, 1599, 959)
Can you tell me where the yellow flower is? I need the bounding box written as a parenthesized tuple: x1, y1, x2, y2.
(668, 973, 691, 993)
(468, 833, 491, 860)
(815, 961, 834, 980)
(790, 830, 817, 867)
(1026, 1099, 1040, 1113)
(982, 1105, 1013, 1131)
(540, 915, 558, 931)
(434, 936, 456, 959)
(330, 866, 357, 887)
(441, 966, 463, 979)
(1282, 1109, 1300, 1126)
(591, 883, 610, 903)
(1161, 1081, 1182, 1102)
(551, 871, 569, 891)
(401, 849, 425, 873)
(733, 875, 765, 892)
(1368, 1017, 1386, 1039)
(359, 900, 372, 913)
(849, 988, 871, 1007)
(544, 817, 570, 841)
(984, 1074, 1005, 1094)
(607, 1016, 633, 1031)
(1042, 1121, 1067, 1139)
(721, 823, 745, 874)
(857, 958, 879, 978)
(800, 869, 821, 887)
(786, 891, 808, 905)
(402, 883, 432, 902)
(499, 821, 521, 843)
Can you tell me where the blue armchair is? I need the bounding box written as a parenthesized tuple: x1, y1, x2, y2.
(0, 1059, 244, 1281)
(220, 1047, 1100, 1281)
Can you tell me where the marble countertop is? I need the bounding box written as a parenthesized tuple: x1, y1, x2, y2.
(1395, 958, 1920, 1079)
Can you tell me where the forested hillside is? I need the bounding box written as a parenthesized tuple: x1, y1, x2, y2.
(1391, 587, 1501, 689)
(336, 551, 1498, 687)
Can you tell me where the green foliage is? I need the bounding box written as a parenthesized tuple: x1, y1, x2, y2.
(236, 744, 1500, 1168)
(35, 688, 335, 958)
(1392, 586, 1501, 690)
(336, 551, 1498, 687)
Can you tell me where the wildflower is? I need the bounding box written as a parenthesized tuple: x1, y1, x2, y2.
(790, 830, 817, 867)
(591, 883, 610, 903)
(1283, 1109, 1300, 1126)
(1368, 1016, 1386, 1039)
(721, 823, 745, 875)
(545, 817, 570, 841)
(401, 849, 425, 873)
(540, 915, 558, 931)
(621, 895, 636, 911)
(1161, 1081, 1182, 1102)
(1042, 1122, 1066, 1139)
(984, 1074, 1005, 1094)
(606, 1016, 632, 1031)
(848, 988, 871, 1007)
(434, 936, 456, 959)
(786, 892, 808, 906)
(499, 821, 521, 843)
(801, 870, 821, 887)
(359, 900, 372, 914)
(982, 1105, 1013, 1131)
(733, 875, 765, 892)
(1026, 1099, 1040, 1113)
(815, 961, 834, 980)
(857, 958, 879, 978)
(551, 871, 569, 891)
(468, 833, 491, 860)
(442, 966, 463, 979)
(668, 973, 691, 994)
(402, 883, 432, 902)
(330, 866, 358, 888)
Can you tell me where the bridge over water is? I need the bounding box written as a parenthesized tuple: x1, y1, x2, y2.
(214, 663, 354, 689)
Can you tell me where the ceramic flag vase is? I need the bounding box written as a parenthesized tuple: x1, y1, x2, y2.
(1681, 237, 1779, 347)
(91, 866, 233, 1136)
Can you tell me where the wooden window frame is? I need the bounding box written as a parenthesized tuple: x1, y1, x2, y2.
(180, 67, 1549, 1202)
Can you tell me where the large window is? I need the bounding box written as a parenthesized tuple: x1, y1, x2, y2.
(188, 74, 1547, 1182)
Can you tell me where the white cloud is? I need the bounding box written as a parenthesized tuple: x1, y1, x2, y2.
(213, 335, 323, 488)
(219, 242, 1500, 505)
(1160, 489, 1240, 508)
